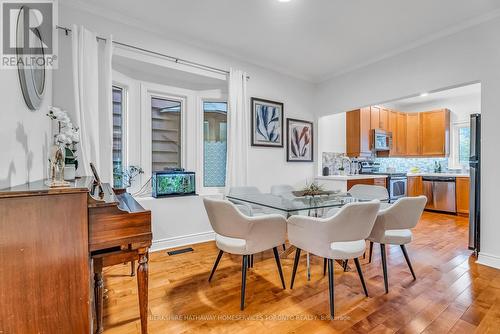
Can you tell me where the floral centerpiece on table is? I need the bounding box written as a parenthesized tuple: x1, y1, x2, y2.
(300, 182, 326, 197)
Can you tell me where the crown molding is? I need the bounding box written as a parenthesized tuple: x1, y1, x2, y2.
(317, 7, 500, 83)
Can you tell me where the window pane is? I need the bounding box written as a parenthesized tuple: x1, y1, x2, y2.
(112, 86, 124, 188)
(459, 127, 470, 164)
(204, 102, 227, 187)
(151, 97, 181, 171)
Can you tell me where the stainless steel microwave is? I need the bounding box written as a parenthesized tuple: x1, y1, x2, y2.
(372, 129, 392, 151)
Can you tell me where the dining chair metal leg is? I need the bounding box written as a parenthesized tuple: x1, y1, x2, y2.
(400, 245, 416, 280)
(306, 252, 311, 281)
(354, 258, 368, 297)
(290, 248, 301, 289)
(380, 244, 389, 294)
(327, 258, 335, 319)
(323, 258, 327, 276)
(208, 250, 224, 282)
(369, 241, 374, 263)
(343, 260, 348, 272)
(282, 244, 286, 251)
(272, 247, 286, 289)
(250, 254, 254, 268)
(241, 255, 248, 310)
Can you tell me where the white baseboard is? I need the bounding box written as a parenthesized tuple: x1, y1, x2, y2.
(150, 231, 216, 252)
(477, 252, 500, 269)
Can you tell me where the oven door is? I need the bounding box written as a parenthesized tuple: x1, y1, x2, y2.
(389, 177, 407, 202)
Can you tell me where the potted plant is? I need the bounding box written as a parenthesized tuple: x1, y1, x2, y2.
(114, 166, 144, 190)
(47, 106, 80, 181)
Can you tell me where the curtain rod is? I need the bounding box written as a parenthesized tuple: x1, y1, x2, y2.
(56, 25, 249, 78)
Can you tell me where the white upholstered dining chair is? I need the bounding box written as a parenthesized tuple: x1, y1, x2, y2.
(367, 196, 427, 293)
(348, 184, 389, 201)
(228, 186, 265, 216)
(270, 184, 294, 196)
(325, 184, 390, 218)
(287, 200, 380, 318)
(203, 197, 287, 310)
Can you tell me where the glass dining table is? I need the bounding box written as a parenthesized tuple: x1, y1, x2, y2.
(226, 191, 381, 218)
(226, 191, 379, 279)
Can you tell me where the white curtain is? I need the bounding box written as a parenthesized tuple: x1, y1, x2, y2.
(225, 69, 249, 192)
(71, 25, 113, 182)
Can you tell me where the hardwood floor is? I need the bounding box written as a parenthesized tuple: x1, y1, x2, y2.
(102, 212, 500, 333)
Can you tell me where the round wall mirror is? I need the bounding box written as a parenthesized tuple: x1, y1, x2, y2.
(16, 6, 46, 110)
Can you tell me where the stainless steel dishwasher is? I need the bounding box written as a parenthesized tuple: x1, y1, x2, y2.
(422, 176, 456, 213)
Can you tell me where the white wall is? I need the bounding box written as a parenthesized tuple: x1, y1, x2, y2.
(0, 66, 52, 188)
(54, 3, 317, 250)
(318, 113, 346, 174)
(316, 17, 500, 268)
(56, 3, 317, 191)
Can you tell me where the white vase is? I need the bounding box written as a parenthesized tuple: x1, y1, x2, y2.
(64, 164, 76, 181)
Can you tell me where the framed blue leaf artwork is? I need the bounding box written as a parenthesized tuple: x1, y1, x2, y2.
(251, 97, 284, 147)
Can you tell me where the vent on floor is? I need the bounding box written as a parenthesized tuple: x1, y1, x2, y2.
(167, 247, 194, 256)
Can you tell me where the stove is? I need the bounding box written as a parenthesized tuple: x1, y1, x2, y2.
(358, 163, 407, 202)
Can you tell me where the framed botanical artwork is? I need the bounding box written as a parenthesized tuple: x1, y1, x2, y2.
(287, 118, 314, 162)
(251, 97, 284, 147)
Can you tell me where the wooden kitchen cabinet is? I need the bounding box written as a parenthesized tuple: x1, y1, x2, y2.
(347, 177, 387, 190)
(380, 108, 389, 131)
(407, 176, 423, 196)
(346, 108, 372, 158)
(420, 109, 450, 156)
(406, 113, 421, 156)
(388, 110, 398, 156)
(370, 106, 380, 129)
(346, 107, 450, 158)
(456, 177, 470, 216)
(395, 112, 407, 156)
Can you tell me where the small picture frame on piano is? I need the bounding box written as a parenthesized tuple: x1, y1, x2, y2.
(90, 162, 104, 197)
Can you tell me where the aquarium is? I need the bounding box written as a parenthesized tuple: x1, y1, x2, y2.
(152, 171, 196, 198)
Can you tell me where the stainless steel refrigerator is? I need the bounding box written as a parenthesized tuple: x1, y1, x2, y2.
(469, 113, 481, 253)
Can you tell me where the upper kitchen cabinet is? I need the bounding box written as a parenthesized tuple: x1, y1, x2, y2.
(345, 107, 450, 158)
(420, 109, 450, 156)
(346, 108, 372, 158)
(370, 106, 389, 131)
(395, 112, 407, 156)
(406, 113, 421, 156)
(370, 106, 380, 129)
(387, 110, 398, 156)
(380, 108, 389, 131)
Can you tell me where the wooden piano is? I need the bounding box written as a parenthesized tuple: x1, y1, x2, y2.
(0, 176, 152, 334)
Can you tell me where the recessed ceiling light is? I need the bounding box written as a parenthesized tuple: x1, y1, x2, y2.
(420, 92, 429, 97)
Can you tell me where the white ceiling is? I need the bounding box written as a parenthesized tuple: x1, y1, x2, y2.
(113, 54, 227, 91)
(383, 83, 481, 111)
(64, 0, 500, 82)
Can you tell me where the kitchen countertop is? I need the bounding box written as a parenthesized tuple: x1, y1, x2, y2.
(316, 175, 388, 181)
(406, 172, 470, 178)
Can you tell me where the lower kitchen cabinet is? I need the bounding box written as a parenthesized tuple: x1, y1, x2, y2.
(347, 177, 387, 190)
(456, 177, 470, 216)
(407, 176, 423, 196)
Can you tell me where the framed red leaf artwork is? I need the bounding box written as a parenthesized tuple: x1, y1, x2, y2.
(286, 118, 313, 162)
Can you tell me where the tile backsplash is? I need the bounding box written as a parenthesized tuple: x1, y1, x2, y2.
(322, 152, 450, 174)
(375, 157, 449, 173)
